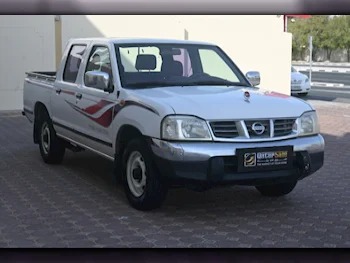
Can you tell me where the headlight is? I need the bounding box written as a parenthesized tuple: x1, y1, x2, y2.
(305, 78, 309, 83)
(161, 115, 212, 141)
(296, 111, 320, 136)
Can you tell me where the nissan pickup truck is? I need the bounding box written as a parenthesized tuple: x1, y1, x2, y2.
(23, 37, 325, 211)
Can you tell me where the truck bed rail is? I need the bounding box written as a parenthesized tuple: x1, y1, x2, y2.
(25, 71, 56, 87)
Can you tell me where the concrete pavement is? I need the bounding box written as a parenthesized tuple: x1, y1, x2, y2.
(0, 101, 349, 248)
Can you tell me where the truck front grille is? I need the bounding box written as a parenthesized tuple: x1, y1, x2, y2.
(273, 119, 296, 137)
(245, 120, 270, 138)
(210, 121, 239, 138)
(209, 118, 296, 140)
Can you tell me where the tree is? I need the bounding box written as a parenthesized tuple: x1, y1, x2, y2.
(289, 15, 350, 62)
(289, 18, 309, 60)
(321, 16, 348, 60)
(342, 16, 350, 62)
(303, 16, 332, 60)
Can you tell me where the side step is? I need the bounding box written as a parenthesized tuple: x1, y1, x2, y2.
(64, 141, 85, 153)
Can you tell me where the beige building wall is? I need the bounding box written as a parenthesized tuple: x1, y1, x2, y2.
(62, 15, 292, 95)
(0, 15, 291, 111)
(0, 15, 55, 111)
(179, 16, 292, 94)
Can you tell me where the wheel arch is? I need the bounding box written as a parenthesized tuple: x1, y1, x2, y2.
(33, 102, 50, 144)
(114, 124, 145, 182)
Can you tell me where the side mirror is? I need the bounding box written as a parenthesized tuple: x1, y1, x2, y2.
(246, 71, 260, 87)
(84, 71, 113, 92)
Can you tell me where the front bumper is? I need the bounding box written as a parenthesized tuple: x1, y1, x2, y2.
(149, 135, 324, 186)
(291, 81, 311, 94)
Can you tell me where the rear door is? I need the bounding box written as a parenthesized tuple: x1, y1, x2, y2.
(51, 43, 87, 140)
(72, 43, 119, 158)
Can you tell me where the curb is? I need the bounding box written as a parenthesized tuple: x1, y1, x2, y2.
(293, 61, 350, 67)
(293, 66, 350, 73)
(311, 82, 345, 87)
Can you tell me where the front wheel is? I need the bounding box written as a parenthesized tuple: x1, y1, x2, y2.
(255, 181, 297, 197)
(122, 138, 168, 211)
(299, 92, 308, 97)
(38, 114, 65, 164)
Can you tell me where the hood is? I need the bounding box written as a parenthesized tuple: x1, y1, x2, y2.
(130, 86, 313, 120)
(291, 72, 308, 82)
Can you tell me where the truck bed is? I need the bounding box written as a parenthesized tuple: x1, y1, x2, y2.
(25, 71, 56, 86)
(23, 71, 57, 121)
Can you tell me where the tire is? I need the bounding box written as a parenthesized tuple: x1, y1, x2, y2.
(299, 92, 308, 97)
(255, 181, 297, 197)
(38, 111, 65, 164)
(122, 137, 168, 211)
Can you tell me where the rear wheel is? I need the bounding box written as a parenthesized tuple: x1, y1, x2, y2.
(38, 112, 65, 164)
(255, 181, 297, 197)
(122, 138, 168, 211)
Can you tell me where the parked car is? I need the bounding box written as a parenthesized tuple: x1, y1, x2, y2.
(23, 38, 325, 211)
(291, 66, 311, 96)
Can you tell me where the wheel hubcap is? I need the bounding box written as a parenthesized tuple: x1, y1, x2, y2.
(41, 122, 50, 154)
(126, 151, 147, 197)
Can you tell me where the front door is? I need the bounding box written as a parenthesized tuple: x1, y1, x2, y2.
(72, 45, 118, 158)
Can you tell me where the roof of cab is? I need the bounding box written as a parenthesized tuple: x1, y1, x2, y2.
(71, 37, 216, 46)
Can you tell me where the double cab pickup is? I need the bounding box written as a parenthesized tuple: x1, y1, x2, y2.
(23, 38, 325, 210)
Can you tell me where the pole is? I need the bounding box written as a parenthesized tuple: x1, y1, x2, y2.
(285, 16, 288, 32)
(308, 36, 313, 83)
(54, 15, 62, 71)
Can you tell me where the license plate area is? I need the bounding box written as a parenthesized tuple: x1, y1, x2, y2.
(291, 85, 302, 90)
(236, 146, 294, 173)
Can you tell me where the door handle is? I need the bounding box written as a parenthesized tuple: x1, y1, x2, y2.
(56, 88, 61, 94)
(76, 93, 82, 100)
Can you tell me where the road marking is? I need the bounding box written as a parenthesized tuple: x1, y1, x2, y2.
(293, 62, 350, 67)
(294, 66, 350, 73)
(311, 82, 346, 88)
(311, 88, 350, 94)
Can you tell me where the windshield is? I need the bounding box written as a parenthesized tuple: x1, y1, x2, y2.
(291, 67, 297, 72)
(114, 43, 251, 89)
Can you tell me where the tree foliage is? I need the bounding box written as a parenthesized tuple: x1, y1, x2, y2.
(289, 15, 350, 62)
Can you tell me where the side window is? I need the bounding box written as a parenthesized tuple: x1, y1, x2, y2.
(85, 46, 112, 74)
(198, 49, 239, 82)
(63, 45, 86, 83)
(85, 46, 113, 88)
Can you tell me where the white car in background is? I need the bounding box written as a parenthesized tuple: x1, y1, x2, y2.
(291, 67, 311, 96)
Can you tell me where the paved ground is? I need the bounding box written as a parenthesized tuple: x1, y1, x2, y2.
(307, 86, 350, 104)
(0, 101, 350, 248)
(299, 70, 350, 86)
(293, 70, 350, 104)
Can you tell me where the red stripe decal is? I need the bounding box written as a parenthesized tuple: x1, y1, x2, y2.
(82, 100, 114, 115)
(87, 107, 114, 127)
(264, 91, 290, 99)
(66, 99, 158, 128)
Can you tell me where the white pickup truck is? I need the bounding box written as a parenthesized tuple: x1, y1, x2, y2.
(23, 37, 324, 211)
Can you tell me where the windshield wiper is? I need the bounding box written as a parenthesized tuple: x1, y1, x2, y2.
(125, 80, 251, 89)
(187, 80, 250, 87)
(125, 81, 174, 89)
